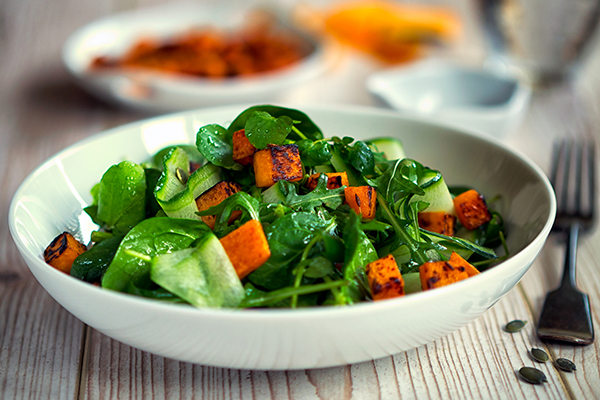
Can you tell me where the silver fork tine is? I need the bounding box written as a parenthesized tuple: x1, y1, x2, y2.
(537, 137, 595, 344)
(586, 141, 596, 222)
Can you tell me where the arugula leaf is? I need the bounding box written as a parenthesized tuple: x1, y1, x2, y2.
(196, 124, 241, 170)
(419, 229, 498, 259)
(376, 158, 425, 204)
(245, 111, 294, 148)
(196, 191, 261, 235)
(248, 212, 332, 290)
(275, 176, 345, 212)
(96, 161, 147, 236)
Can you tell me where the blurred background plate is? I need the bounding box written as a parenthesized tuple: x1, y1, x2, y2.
(62, 1, 330, 113)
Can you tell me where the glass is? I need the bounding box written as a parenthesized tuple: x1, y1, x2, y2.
(478, 0, 600, 86)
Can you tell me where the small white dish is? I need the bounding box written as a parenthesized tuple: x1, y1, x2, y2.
(9, 104, 554, 370)
(367, 59, 532, 138)
(62, 1, 329, 113)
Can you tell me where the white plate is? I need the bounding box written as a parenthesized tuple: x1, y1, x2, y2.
(9, 104, 555, 370)
(62, 1, 329, 113)
(367, 59, 532, 138)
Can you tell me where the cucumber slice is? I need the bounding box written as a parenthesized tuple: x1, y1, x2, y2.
(411, 174, 455, 215)
(403, 272, 422, 294)
(154, 147, 221, 219)
(262, 181, 286, 204)
(367, 137, 405, 161)
(314, 165, 335, 174)
(150, 232, 244, 308)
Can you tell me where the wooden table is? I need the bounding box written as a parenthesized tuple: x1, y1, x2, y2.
(1, 0, 599, 398)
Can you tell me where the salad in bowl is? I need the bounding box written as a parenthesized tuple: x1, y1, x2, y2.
(10, 104, 554, 369)
(43, 105, 507, 309)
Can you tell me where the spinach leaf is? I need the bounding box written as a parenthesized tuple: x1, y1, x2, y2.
(348, 141, 375, 175)
(126, 282, 187, 303)
(145, 168, 162, 218)
(71, 235, 123, 283)
(227, 105, 323, 141)
(196, 124, 241, 170)
(245, 111, 294, 148)
(96, 161, 147, 236)
(341, 211, 378, 303)
(102, 217, 210, 292)
(248, 212, 331, 290)
(297, 139, 332, 167)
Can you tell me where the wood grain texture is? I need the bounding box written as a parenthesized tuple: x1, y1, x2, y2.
(2, 0, 600, 399)
(0, 0, 140, 399)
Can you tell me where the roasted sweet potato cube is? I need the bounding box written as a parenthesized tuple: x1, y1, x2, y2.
(418, 211, 456, 235)
(44, 232, 87, 274)
(253, 144, 303, 188)
(453, 189, 492, 230)
(232, 129, 256, 166)
(419, 251, 478, 290)
(366, 254, 405, 301)
(449, 252, 480, 277)
(220, 219, 271, 279)
(345, 186, 376, 219)
(306, 172, 349, 191)
(195, 181, 242, 229)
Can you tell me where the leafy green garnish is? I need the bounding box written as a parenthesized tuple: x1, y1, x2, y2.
(102, 217, 210, 292)
(275, 175, 345, 212)
(244, 111, 294, 149)
(195, 124, 241, 170)
(95, 161, 147, 236)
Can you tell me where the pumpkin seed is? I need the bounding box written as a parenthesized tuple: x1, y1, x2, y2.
(518, 367, 548, 384)
(503, 320, 527, 333)
(530, 348, 549, 363)
(555, 358, 577, 372)
(176, 167, 188, 185)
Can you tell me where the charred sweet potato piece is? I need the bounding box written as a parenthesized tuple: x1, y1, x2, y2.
(418, 211, 456, 235)
(366, 254, 404, 301)
(253, 144, 303, 188)
(453, 189, 492, 230)
(195, 181, 242, 229)
(306, 172, 349, 191)
(449, 251, 480, 277)
(345, 186, 376, 219)
(419, 251, 478, 290)
(232, 129, 256, 166)
(220, 219, 271, 279)
(44, 232, 87, 274)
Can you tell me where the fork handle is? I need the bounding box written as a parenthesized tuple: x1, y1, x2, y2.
(561, 222, 580, 288)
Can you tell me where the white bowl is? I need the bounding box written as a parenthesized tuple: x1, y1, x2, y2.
(367, 59, 532, 138)
(62, 1, 329, 113)
(9, 104, 555, 370)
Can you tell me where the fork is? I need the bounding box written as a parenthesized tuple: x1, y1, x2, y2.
(537, 139, 596, 344)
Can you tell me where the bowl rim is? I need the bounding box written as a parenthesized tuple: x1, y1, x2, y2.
(8, 103, 556, 320)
